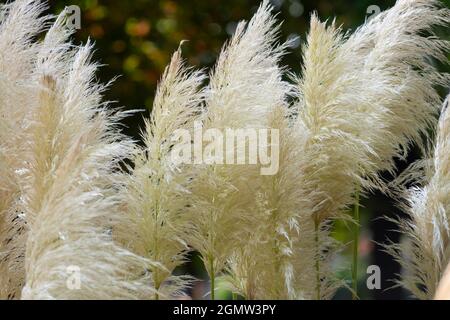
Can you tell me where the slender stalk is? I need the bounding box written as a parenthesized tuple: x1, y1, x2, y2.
(209, 256, 215, 300)
(314, 219, 321, 300)
(352, 190, 360, 300)
(232, 292, 237, 300)
(154, 202, 160, 301)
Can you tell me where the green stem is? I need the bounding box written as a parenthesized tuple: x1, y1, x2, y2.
(209, 256, 215, 300)
(314, 219, 321, 300)
(232, 292, 237, 300)
(352, 190, 360, 300)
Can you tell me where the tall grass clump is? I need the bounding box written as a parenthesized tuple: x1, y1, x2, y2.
(224, 103, 324, 300)
(0, 0, 449, 300)
(389, 97, 450, 300)
(120, 49, 205, 299)
(294, 0, 449, 299)
(219, 2, 322, 300)
(184, 0, 295, 299)
(0, 0, 49, 299)
(1, 0, 152, 299)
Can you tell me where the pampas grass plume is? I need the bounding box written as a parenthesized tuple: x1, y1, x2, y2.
(120, 48, 205, 299)
(392, 97, 450, 299)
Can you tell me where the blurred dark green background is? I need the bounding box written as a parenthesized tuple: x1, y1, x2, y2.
(41, 0, 448, 300)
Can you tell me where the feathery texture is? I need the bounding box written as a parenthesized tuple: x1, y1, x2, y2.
(391, 97, 450, 300)
(1, 0, 448, 301)
(224, 104, 322, 300)
(186, 0, 291, 297)
(294, 0, 449, 299)
(0, 0, 49, 299)
(120, 49, 205, 299)
(217, 2, 318, 299)
(21, 15, 153, 299)
(1, 0, 153, 299)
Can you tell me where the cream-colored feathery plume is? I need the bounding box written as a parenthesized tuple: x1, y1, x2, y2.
(391, 97, 450, 300)
(224, 104, 321, 300)
(17, 11, 153, 299)
(294, 15, 373, 300)
(0, 0, 49, 299)
(120, 49, 205, 299)
(342, 0, 450, 178)
(204, 0, 289, 129)
(217, 3, 316, 299)
(295, 0, 449, 299)
(186, 0, 290, 298)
